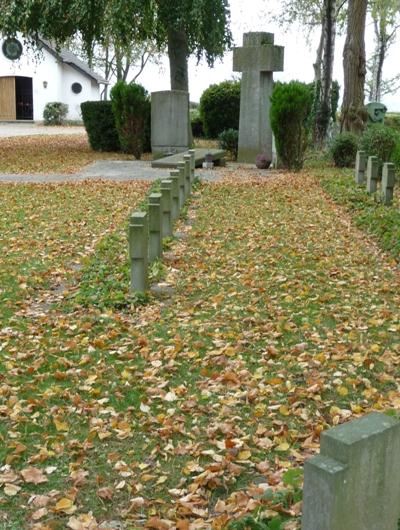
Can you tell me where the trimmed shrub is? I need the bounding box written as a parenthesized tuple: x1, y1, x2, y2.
(199, 80, 241, 138)
(43, 102, 68, 125)
(391, 141, 400, 174)
(81, 101, 120, 152)
(110, 81, 150, 159)
(270, 81, 313, 171)
(330, 132, 359, 167)
(218, 128, 239, 161)
(384, 114, 400, 132)
(360, 125, 399, 168)
(191, 109, 204, 138)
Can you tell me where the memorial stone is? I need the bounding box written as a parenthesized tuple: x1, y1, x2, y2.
(382, 162, 396, 205)
(366, 156, 379, 193)
(169, 170, 180, 220)
(355, 150, 367, 185)
(302, 412, 400, 530)
(160, 179, 173, 238)
(177, 162, 186, 205)
(148, 193, 162, 262)
(184, 155, 192, 195)
(233, 32, 284, 164)
(129, 212, 149, 292)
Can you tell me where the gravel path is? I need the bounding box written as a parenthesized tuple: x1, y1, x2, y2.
(0, 122, 85, 137)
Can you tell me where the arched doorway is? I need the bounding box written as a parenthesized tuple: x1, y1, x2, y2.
(0, 76, 33, 120)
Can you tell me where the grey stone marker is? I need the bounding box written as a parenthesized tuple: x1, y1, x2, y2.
(160, 179, 173, 238)
(233, 32, 284, 164)
(366, 155, 379, 193)
(188, 149, 196, 181)
(184, 155, 192, 195)
(151, 90, 190, 159)
(355, 150, 367, 185)
(129, 211, 149, 292)
(381, 162, 395, 205)
(302, 412, 400, 530)
(169, 170, 180, 220)
(177, 162, 186, 205)
(148, 193, 162, 262)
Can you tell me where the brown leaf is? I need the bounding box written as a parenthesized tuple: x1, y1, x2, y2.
(21, 467, 48, 484)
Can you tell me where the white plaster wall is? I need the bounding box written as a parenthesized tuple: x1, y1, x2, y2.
(60, 64, 100, 120)
(0, 35, 101, 121)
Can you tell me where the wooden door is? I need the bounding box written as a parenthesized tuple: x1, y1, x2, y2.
(0, 77, 16, 120)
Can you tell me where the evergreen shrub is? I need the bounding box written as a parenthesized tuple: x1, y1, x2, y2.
(43, 102, 68, 125)
(360, 125, 399, 168)
(110, 81, 150, 159)
(81, 101, 120, 152)
(199, 80, 241, 138)
(330, 132, 359, 167)
(270, 81, 313, 171)
(218, 128, 239, 160)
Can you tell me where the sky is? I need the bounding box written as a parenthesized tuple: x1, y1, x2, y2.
(138, 0, 400, 112)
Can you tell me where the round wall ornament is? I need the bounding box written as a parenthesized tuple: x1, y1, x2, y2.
(2, 38, 23, 60)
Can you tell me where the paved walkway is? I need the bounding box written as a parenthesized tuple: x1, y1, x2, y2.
(0, 122, 85, 137)
(0, 160, 234, 183)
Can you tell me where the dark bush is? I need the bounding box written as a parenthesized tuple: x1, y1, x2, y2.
(270, 81, 313, 171)
(360, 125, 399, 167)
(199, 80, 241, 138)
(81, 101, 121, 152)
(330, 132, 359, 167)
(391, 141, 400, 174)
(191, 112, 204, 138)
(43, 102, 68, 125)
(218, 128, 239, 160)
(110, 81, 150, 159)
(384, 114, 400, 132)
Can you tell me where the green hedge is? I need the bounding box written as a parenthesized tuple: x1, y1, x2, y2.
(81, 101, 120, 152)
(199, 80, 241, 138)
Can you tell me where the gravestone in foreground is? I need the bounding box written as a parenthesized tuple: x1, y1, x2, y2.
(151, 90, 190, 160)
(302, 412, 400, 530)
(233, 32, 284, 164)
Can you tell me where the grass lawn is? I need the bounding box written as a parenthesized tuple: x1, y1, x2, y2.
(0, 135, 134, 174)
(0, 168, 399, 529)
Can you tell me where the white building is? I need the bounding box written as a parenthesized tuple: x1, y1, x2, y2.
(0, 36, 106, 121)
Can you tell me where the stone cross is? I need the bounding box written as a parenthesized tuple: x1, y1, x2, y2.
(233, 32, 284, 164)
(129, 211, 149, 293)
(381, 162, 395, 205)
(355, 150, 367, 185)
(169, 170, 180, 220)
(160, 179, 173, 238)
(366, 156, 379, 193)
(148, 193, 162, 262)
(302, 412, 400, 530)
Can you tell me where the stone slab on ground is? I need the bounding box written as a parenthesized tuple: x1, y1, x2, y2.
(151, 148, 226, 169)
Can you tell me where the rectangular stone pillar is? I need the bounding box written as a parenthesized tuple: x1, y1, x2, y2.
(148, 193, 162, 262)
(184, 155, 192, 195)
(366, 156, 379, 193)
(129, 211, 149, 292)
(169, 170, 180, 220)
(177, 162, 186, 206)
(151, 90, 190, 159)
(188, 149, 196, 181)
(160, 179, 173, 238)
(302, 412, 400, 530)
(355, 150, 367, 185)
(381, 162, 395, 205)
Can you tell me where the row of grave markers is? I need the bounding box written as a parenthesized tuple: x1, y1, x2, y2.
(129, 150, 196, 292)
(355, 151, 396, 205)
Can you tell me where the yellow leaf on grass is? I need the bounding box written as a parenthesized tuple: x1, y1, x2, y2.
(279, 405, 290, 416)
(55, 498, 76, 514)
(54, 418, 69, 432)
(238, 450, 251, 460)
(337, 386, 349, 397)
(276, 442, 290, 452)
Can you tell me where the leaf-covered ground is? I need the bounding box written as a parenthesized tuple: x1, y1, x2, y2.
(0, 136, 133, 175)
(0, 171, 399, 530)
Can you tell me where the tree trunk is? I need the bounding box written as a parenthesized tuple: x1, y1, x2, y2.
(340, 0, 368, 133)
(371, 19, 387, 102)
(313, 16, 326, 84)
(167, 28, 189, 91)
(315, 0, 337, 147)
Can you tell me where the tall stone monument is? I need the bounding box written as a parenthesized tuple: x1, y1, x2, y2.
(233, 32, 284, 164)
(151, 90, 190, 160)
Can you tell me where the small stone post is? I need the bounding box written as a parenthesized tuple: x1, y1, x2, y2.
(302, 412, 400, 530)
(169, 170, 180, 220)
(355, 150, 367, 185)
(188, 149, 196, 182)
(381, 162, 395, 205)
(184, 155, 192, 195)
(366, 156, 379, 193)
(148, 193, 162, 262)
(177, 161, 188, 201)
(160, 179, 173, 238)
(129, 211, 149, 292)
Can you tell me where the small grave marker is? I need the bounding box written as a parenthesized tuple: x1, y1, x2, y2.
(160, 179, 173, 238)
(355, 150, 366, 185)
(381, 162, 395, 205)
(169, 170, 180, 220)
(302, 412, 400, 530)
(129, 211, 149, 292)
(148, 193, 162, 262)
(366, 156, 379, 193)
